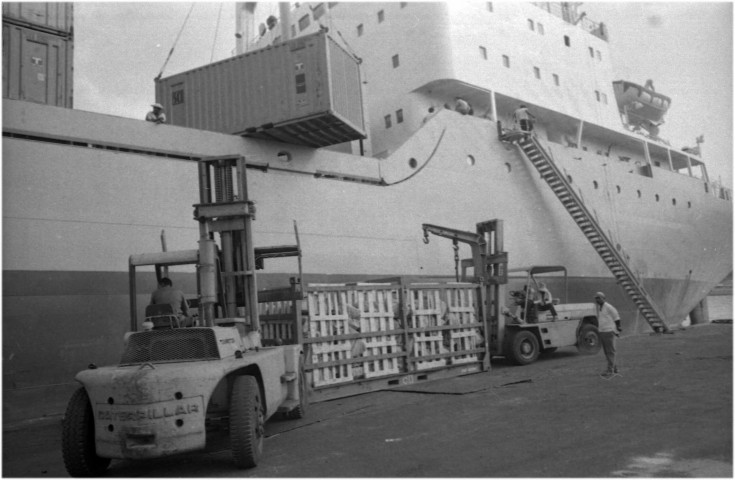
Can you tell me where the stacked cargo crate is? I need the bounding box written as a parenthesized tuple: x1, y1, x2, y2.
(2, 2, 73, 107)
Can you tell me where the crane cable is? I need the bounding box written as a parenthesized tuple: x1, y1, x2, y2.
(210, 2, 224, 63)
(155, 3, 196, 81)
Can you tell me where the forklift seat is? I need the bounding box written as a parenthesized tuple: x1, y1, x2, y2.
(145, 304, 181, 330)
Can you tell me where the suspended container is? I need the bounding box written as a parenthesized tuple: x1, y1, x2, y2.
(2, 2, 73, 36)
(155, 30, 366, 148)
(2, 23, 73, 107)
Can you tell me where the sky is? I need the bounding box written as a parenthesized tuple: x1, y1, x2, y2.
(73, 1, 733, 187)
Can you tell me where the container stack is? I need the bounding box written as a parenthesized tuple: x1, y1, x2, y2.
(2, 2, 74, 108)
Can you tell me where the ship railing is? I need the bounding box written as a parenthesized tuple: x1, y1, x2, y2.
(532, 2, 608, 41)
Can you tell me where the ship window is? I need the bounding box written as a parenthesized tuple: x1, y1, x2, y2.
(313, 3, 326, 20)
(533, 66, 541, 79)
(655, 194, 660, 202)
(616, 185, 621, 194)
(409, 158, 418, 169)
(538, 23, 545, 35)
(553, 73, 560, 86)
(567, 175, 573, 184)
(299, 14, 311, 31)
(384, 114, 392, 128)
(593, 181, 599, 189)
(357, 23, 363, 36)
(588, 46, 594, 58)
(392, 54, 400, 68)
(479, 46, 487, 59)
(378, 9, 385, 23)
(467, 155, 476, 166)
(672, 198, 677, 206)
(637, 190, 642, 198)
(564, 35, 570, 47)
(687, 201, 691, 208)
(396, 109, 404, 123)
(528, 19, 535, 31)
(487, 2, 493, 12)
(595, 90, 601, 102)
(502, 55, 510, 68)
(505, 163, 512, 173)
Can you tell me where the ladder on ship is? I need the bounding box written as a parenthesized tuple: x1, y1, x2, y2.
(501, 130, 669, 333)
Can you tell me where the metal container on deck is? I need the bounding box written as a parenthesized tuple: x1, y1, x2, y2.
(2, 23, 73, 107)
(2, 2, 73, 36)
(156, 31, 365, 148)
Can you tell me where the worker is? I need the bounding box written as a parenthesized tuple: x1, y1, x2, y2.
(536, 282, 558, 320)
(512, 104, 535, 133)
(150, 277, 192, 326)
(146, 103, 166, 124)
(454, 97, 473, 115)
(594, 291, 622, 378)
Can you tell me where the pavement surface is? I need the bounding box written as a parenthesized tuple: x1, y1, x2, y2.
(2, 322, 732, 477)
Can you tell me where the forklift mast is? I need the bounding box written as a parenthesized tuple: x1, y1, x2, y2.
(422, 220, 508, 356)
(194, 156, 259, 329)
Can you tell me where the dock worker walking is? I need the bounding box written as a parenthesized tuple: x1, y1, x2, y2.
(594, 291, 622, 378)
(146, 103, 167, 124)
(513, 104, 535, 133)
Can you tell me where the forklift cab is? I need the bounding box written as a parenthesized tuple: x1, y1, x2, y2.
(507, 265, 568, 322)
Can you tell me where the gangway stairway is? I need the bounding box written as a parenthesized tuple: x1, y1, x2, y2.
(502, 131, 669, 333)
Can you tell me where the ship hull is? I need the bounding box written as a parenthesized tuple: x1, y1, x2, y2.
(3, 100, 732, 391)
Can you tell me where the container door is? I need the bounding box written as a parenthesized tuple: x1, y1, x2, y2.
(170, 83, 187, 126)
(22, 35, 54, 104)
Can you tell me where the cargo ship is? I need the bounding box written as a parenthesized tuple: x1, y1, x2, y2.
(2, 3, 732, 403)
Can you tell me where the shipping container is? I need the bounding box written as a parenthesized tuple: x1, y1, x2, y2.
(2, 23, 73, 107)
(156, 31, 365, 148)
(2, 2, 73, 36)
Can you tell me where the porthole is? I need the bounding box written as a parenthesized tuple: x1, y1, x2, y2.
(637, 190, 642, 198)
(593, 180, 599, 189)
(687, 201, 692, 208)
(505, 162, 512, 173)
(655, 194, 660, 202)
(672, 198, 677, 206)
(616, 185, 621, 194)
(466, 155, 476, 166)
(277, 151, 292, 162)
(408, 158, 418, 169)
(566, 175, 573, 184)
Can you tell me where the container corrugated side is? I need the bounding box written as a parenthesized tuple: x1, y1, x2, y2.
(2, 23, 73, 107)
(2, 2, 73, 36)
(156, 31, 365, 147)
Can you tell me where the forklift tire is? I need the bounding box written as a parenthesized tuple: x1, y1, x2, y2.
(577, 324, 601, 355)
(230, 375, 264, 469)
(285, 361, 308, 420)
(61, 387, 111, 477)
(507, 330, 540, 365)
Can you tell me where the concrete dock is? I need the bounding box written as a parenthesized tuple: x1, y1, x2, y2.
(3, 322, 732, 477)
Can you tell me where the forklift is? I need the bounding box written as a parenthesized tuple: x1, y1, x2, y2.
(422, 221, 600, 366)
(61, 156, 307, 476)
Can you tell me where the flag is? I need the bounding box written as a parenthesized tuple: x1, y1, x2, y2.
(696, 135, 704, 144)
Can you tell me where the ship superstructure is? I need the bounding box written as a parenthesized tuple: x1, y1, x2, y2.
(2, 2, 731, 408)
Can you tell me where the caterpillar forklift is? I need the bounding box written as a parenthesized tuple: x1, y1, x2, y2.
(422, 221, 600, 366)
(61, 156, 307, 476)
